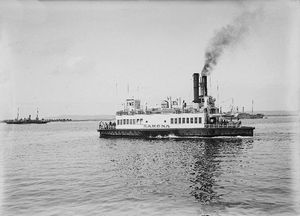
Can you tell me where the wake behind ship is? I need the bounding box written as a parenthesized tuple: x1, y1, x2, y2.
(97, 72, 254, 138)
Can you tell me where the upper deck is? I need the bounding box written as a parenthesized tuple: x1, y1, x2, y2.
(116, 96, 219, 116)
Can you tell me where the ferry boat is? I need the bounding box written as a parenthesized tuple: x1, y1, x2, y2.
(97, 73, 254, 138)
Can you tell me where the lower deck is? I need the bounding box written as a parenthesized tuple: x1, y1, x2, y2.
(97, 126, 254, 138)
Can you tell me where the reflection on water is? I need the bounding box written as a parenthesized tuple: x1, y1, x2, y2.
(189, 138, 252, 203)
(190, 140, 222, 203)
(110, 137, 255, 210)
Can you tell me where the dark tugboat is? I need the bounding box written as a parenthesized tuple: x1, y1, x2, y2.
(97, 70, 255, 138)
(4, 108, 49, 124)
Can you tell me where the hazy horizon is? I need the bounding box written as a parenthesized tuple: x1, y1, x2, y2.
(1, 110, 298, 121)
(0, 0, 299, 119)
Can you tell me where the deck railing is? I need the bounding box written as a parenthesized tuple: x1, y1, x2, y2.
(116, 108, 203, 116)
(99, 121, 242, 130)
(204, 123, 241, 128)
(99, 121, 116, 130)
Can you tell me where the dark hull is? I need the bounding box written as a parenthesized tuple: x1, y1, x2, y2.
(98, 127, 254, 138)
(5, 121, 48, 124)
(237, 113, 264, 119)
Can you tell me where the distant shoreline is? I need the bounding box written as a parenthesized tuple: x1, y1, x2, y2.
(1, 114, 299, 123)
(265, 114, 299, 117)
(68, 119, 114, 122)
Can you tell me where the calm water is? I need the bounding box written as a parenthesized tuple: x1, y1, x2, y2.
(1, 116, 299, 216)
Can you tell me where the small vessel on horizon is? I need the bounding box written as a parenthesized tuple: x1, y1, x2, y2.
(237, 112, 265, 119)
(237, 100, 265, 119)
(4, 108, 49, 124)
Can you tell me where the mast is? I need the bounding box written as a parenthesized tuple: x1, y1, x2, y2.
(115, 81, 118, 96)
(36, 108, 39, 120)
(209, 74, 212, 96)
(252, 99, 254, 115)
(17, 108, 19, 120)
(217, 84, 219, 112)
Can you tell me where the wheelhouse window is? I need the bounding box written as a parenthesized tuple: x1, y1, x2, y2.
(199, 117, 202, 123)
(187, 117, 189, 123)
(130, 119, 132, 124)
(171, 118, 173, 124)
(175, 118, 177, 124)
(182, 118, 185, 124)
(190, 117, 193, 123)
(123, 119, 126, 124)
(133, 119, 136, 124)
(178, 118, 181, 124)
(126, 119, 129, 124)
(195, 117, 197, 123)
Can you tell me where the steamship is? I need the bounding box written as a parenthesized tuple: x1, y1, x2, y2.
(97, 73, 254, 138)
(4, 108, 48, 124)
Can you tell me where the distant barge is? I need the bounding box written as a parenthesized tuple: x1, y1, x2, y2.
(98, 72, 254, 138)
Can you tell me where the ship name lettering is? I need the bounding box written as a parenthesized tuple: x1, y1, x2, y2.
(143, 124, 170, 128)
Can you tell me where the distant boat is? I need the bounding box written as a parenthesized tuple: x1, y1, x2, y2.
(237, 112, 264, 119)
(236, 100, 264, 119)
(4, 108, 49, 124)
(4, 119, 48, 124)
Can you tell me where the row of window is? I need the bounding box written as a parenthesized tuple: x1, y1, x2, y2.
(117, 117, 202, 125)
(117, 118, 143, 125)
(171, 117, 202, 124)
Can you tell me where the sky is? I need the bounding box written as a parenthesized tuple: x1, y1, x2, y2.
(0, 0, 299, 119)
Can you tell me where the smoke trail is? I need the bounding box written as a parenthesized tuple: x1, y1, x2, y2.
(202, 11, 260, 75)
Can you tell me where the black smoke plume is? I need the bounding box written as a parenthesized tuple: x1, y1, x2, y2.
(202, 11, 260, 76)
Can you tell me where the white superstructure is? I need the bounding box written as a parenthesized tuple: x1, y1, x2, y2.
(116, 112, 205, 130)
(114, 94, 209, 130)
(112, 72, 222, 130)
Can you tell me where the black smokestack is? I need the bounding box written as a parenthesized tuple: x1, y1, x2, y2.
(202, 75, 207, 96)
(193, 73, 200, 103)
(202, 11, 260, 76)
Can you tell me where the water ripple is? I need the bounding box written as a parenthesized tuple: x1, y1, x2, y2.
(1, 116, 299, 215)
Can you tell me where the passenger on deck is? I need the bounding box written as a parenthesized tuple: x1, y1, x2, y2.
(238, 120, 241, 127)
